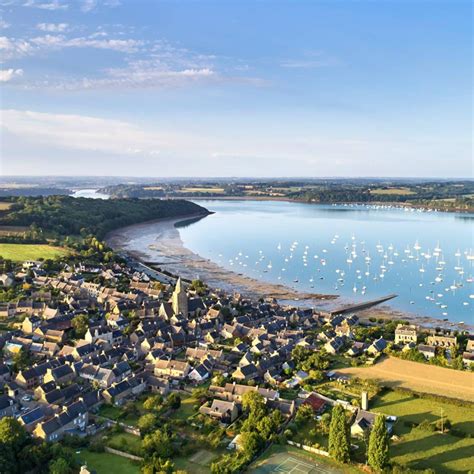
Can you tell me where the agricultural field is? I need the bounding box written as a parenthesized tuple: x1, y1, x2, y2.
(179, 187, 225, 194)
(0, 202, 12, 210)
(0, 243, 69, 261)
(370, 187, 416, 195)
(74, 449, 140, 474)
(338, 357, 474, 402)
(0, 226, 28, 236)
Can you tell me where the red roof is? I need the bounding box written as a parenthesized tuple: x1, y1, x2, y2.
(302, 393, 326, 413)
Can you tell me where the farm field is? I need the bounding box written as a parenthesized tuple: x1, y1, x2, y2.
(179, 187, 225, 194)
(338, 357, 474, 402)
(370, 187, 416, 195)
(0, 243, 69, 261)
(0, 202, 12, 210)
(74, 449, 140, 474)
(0, 225, 29, 236)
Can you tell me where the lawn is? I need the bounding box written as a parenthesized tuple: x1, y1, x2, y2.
(106, 432, 143, 457)
(75, 449, 140, 474)
(174, 449, 220, 473)
(0, 243, 69, 261)
(370, 389, 474, 472)
(169, 395, 198, 420)
(371, 389, 474, 435)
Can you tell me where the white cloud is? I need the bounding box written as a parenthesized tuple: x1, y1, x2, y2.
(0, 36, 33, 60)
(0, 109, 168, 156)
(36, 23, 69, 33)
(0, 68, 23, 81)
(0, 20, 10, 29)
(23, 0, 68, 10)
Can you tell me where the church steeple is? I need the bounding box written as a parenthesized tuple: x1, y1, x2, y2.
(172, 277, 188, 317)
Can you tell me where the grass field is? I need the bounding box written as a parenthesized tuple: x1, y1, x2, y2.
(369, 390, 474, 472)
(179, 187, 225, 194)
(74, 449, 140, 474)
(339, 357, 474, 402)
(0, 243, 69, 261)
(106, 432, 143, 456)
(169, 395, 198, 420)
(371, 390, 474, 436)
(370, 187, 416, 195)
(174, 449, 219, 473)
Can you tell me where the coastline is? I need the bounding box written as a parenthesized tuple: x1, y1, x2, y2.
(106, 214, 338, 304)
(106, 214, 472, 331)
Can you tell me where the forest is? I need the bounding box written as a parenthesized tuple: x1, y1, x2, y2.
(0, 196, 209, 240)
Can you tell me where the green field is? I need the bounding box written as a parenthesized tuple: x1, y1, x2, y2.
(106, 432, 143, 456)
(371, 390, 474, 472)
(75, 449, 140, 474)
(169, 395, 198, 420)
(0, 243, 69, 261)
(174, 449, 219, 473)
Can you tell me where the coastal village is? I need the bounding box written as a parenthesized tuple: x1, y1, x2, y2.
(0, 250, 473, 473)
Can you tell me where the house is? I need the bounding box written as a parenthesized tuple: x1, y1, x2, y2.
(418, 344, 436, 359)
(232, 363, 259, 381)
(426, 334, 457, 348)
(462, 352, 474, 367)
(347, 341, 366, 357)
(351, 409, 393, 437)
(324, 336, 345, 354)
(44, 364, 75, 385)
(33, 401, 88, 441)
(199, 399, 239, 424)
(19, 406, 46, 432)
(154, 360, 190, 379)
(395, 324, 418, 344)
(302, 393, 327, 414)
(103, 379, 133, 406)
(0, 395, 16, 419)
(188, 358, 213, 383)
(367, 338, 387, 355)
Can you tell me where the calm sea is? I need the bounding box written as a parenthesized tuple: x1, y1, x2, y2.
(177, 200, 474, 323)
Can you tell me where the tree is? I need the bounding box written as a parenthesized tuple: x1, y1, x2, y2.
(141, 455, 175, 474)
(142, 429, 172, 459)
(167, 392, 181, 409)
(143, 395, 163, 411)
(242, 391, 266, 415)
(239, 431, 263, 460)
(49, 457, 72, 474)
(328, 405, 350, 463)
(0, 417, 30, 474)
(138, 413, 158, 435)
(71, 314, 89, 339)
(367, 415, 389, 471)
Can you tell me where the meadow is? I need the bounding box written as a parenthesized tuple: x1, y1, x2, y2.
(74, 449, 140, 474)
(0, 243, 69, 261)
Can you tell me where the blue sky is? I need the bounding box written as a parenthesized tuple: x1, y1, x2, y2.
(0, 0, 472, 177)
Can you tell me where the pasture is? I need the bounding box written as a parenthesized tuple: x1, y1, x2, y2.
(338, 357, 474, 402)
(0, 243, 69, 261)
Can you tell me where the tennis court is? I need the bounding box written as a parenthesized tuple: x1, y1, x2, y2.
(251, 452, 342, 474)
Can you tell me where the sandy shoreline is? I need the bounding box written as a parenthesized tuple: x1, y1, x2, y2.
(106, 214, 472, 331)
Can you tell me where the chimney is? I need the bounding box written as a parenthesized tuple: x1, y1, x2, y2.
(361, 391, 369, 410)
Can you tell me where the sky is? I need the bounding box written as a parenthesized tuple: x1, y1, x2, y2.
(0, 0, 472, 178)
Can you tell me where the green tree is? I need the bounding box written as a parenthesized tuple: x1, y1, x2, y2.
(242, 391, 266, 415)
(143, 395, 163, 411)
(0, 417, 30, 474)
(328, 405, 350, 463)
(71, 314, 89, 339)
(141, 455, 174, 474)
(367, 415, 390, 471)
(142, 429, 172, 459)
(138, 413, 158, 435)
(167, 392, 181, 409)
(49, 457, 72, 474)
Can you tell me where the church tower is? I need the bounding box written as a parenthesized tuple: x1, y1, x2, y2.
(172, 277, 188, 317)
